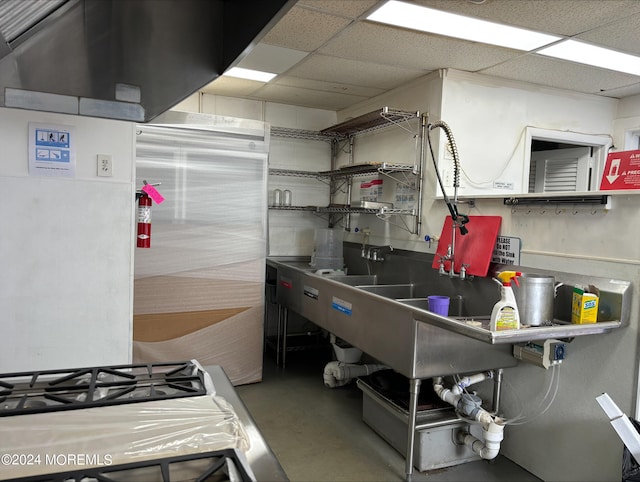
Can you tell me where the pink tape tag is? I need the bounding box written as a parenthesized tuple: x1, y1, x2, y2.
(142, 184, 165, 204)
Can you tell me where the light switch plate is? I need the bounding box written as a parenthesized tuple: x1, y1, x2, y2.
(97, 154, 112, 177)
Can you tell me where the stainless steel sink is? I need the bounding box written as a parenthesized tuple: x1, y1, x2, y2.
(266, 252, 630, 482)
(356, 283, 414, 299)
(396, 298, 429, 310)
(397, 296, 475, 318)
(298, 274, 378, 328)
(267, 255, 628, 373)
(324, 274, 377, 286)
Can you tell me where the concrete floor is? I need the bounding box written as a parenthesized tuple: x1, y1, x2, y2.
(236, 349, 542, 482)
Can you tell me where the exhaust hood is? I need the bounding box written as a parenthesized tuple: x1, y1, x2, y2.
(0, 0, 294, 122)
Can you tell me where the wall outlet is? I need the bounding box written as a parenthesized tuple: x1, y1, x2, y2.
(97, 154, 112, 177)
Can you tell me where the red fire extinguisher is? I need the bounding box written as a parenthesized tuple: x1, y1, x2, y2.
(137, 192, 152, 248)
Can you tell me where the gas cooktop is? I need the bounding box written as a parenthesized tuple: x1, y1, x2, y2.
(6, 449, 254, 482)
(0, 361, 206, 417)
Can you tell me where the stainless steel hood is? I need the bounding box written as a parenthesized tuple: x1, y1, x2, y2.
(0, 0, 294, 122)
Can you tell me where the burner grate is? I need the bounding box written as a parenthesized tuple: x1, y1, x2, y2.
(0, 361, 206, 417)
(3, 449, 254, 482)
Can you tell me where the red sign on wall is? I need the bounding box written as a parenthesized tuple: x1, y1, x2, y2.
(600, 149, 640, 190)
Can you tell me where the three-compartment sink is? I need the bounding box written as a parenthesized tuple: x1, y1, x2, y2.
(356, 284, 464, 317)
(268, 256, 627, 377)
(395, 298, 430, 311)
(356, 283, 415, 299)
(324, 274, 378, 286)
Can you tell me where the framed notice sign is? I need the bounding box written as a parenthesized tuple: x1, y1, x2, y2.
(492, 236, 521, 266)
(600, 149, 640, 191)
(28, 122, 76, 177)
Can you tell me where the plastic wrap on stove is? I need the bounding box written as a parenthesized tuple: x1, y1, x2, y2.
(0, 394, 249, 480)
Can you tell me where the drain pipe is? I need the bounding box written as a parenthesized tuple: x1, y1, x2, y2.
(433, 371, 492, 403)
(323, 361, 388, 388)
(432, 375, 505, 460)
(456, 419, 505, 460)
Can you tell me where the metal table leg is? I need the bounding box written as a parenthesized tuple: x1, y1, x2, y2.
(405, 378, 421, 481)
(282, 307, 288, 369)
(276, 305, 289, 368)
(276, 305, 283, 366)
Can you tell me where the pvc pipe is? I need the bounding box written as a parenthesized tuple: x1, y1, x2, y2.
(323, 362, 350, 388)
(452, 372, 491, 395)
(432, 377, 461, 406)
(475, 409, 495, 427)
(456, 419, 505, 460)
(322, 361, 387, 388)
(433, 375, 506, 461)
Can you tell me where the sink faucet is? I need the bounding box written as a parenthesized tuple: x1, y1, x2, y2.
(428, 120, 474, 280)
(365, 245, 393, 262)
(437, 246, 472, 279)
(360, 229, 371, 259)
(437, 245, 453, 275)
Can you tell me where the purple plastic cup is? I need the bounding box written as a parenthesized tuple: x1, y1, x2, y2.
(428, 295, 450, 316)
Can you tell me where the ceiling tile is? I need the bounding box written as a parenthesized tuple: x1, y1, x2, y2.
(320, 21, 521, 71)
(196, 0, 640, 110)
(237, 44, 308, 74)
(480, 54, 640, 97)
(261, 5, 352, 52)
(411, 0, 640, 37)
(575, 12, 640, 55)
(251, 83, 368, 110)
(273, 75, 386, 98)
(286, 53, 429, 90)
(296, 0, 379, 19)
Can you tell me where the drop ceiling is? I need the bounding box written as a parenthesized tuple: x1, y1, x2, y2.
(202, 0, 640, 111)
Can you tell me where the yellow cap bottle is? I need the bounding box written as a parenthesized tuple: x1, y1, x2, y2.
(490, 271, 522, 331)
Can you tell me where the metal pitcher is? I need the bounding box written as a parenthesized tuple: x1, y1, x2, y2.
(513, 274, 563, 326)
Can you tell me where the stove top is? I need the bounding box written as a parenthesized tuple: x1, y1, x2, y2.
(0, 361, 206, 417)
(6, 449, 255, 482)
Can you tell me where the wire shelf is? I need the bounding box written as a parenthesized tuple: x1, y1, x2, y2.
(271, 126, 333, 142)
(268, 205, 319, 211)
(268, 168, 324, 179)
(321, 107, 420, 138)
(318, 206, 416, 215)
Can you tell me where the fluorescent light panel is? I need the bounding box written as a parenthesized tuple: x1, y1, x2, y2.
(223, 67, 276, 82)
(538, 39, 640, 76)
(367, 0, 561, 51)
(367, 0, 640, 76)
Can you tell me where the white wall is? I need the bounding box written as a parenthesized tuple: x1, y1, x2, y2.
(439, 70, 617, 196)
(336, 71, 446, 252)
(0, 108, 135, 372)
(614, 93, 640, 151)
